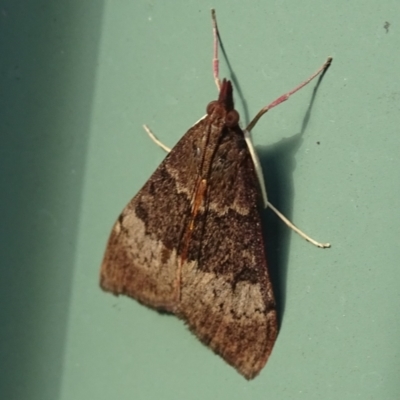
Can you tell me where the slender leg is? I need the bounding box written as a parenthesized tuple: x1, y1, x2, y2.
(267, 202, 330, 248)
(243, 129, 268, 206)
(143, 125, 171, 152)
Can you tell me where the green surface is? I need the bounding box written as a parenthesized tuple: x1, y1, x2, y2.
(1, 1, 400, 399)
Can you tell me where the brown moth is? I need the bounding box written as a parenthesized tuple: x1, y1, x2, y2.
(100, 10, 331, 379)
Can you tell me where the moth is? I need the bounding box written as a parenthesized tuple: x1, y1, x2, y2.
(100, 9, 332, 379)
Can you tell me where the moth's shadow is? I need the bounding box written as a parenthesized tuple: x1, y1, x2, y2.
(220, 36, 328, 325)
(258, 133, 302, 326)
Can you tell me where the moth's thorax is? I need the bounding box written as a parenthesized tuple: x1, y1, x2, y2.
(196, 79, 241, 178)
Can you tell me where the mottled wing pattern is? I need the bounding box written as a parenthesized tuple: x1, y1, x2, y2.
(100, 116, 220, 311)
(177, 126, 277, 379)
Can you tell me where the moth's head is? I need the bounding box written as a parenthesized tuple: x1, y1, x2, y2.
(206, 79, 240, 128)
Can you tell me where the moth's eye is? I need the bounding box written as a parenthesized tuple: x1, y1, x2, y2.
(226, 110, 239, 127)
(206, 101, 218, 115)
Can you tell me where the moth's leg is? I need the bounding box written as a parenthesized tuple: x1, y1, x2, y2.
(211, 9, 221, 91)
(267, 202, 330, 248)
(243, 129, 268, 206)
(143, 114, 207, 152)
(143, 124, 171, 153)
(246, 57, 332, 132)
(243, 129, 330, 248)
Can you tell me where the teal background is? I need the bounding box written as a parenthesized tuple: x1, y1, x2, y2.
(1, 1, 399, 399)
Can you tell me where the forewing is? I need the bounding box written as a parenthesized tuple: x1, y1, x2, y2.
(177, 127, 278, 379)
(100, 117, 214, 311)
